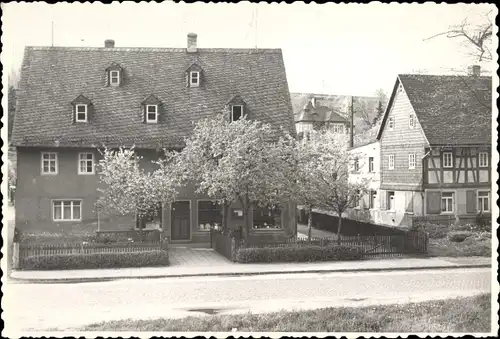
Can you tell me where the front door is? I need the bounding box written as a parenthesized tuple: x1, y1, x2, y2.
(171, 201, 191, 241)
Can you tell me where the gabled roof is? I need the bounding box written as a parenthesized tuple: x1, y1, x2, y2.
(295, 103, 348, 123)
(376, 74, 492, 146)
(12, 46, 295, 148)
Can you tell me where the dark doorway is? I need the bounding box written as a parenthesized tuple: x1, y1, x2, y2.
(171, 201, 191, 240)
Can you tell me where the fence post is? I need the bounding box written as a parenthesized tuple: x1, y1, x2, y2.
(12, 242, 20, 269)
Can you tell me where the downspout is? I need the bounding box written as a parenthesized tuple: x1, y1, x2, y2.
(421, 147, 433, 216)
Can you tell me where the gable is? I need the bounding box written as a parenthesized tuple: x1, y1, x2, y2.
(377, 79, 427, 145)
(12, 46, 295, 148)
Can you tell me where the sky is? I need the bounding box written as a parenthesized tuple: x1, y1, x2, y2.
(1, 2, 496, 96)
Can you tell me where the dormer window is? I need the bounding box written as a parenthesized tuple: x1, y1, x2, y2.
(146, 105, 158, 123)
(185, 63, 203, 88)
(231, 105, 243, 122)
(105, 62, 123, 87)
(190, 71, 200, 87)
(75, 104, 88, 122)
(109, 70, 120, 86)
(71, 94, 92, 124)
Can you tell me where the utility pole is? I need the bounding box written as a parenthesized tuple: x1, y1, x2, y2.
(350, 95, 354, 148)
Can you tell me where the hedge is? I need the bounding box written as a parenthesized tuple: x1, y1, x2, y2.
(448, 231, 473, 243)
(22, 251, 169, 270)
(235, 245, 364, 263)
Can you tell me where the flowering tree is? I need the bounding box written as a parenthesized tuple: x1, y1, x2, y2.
(96, 147, 180, 222)
(177, 110, 296, 239)
(304, 129, 370, 243)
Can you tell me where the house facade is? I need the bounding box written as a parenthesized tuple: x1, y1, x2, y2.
(347, 141, 382, 223)
(373, 66, 492, 227)
(11, 34, 297, 243)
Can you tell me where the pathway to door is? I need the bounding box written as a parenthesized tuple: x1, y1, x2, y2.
(168, 247, 233, 267)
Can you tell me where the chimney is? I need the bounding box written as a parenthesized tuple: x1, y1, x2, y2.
(468, 65, 481, 77)
(187, 33, 197, 53)
(104, 39, 115, 48)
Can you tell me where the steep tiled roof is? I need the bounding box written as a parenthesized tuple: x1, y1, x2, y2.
(377, 74, 492, 145)
(12, 46, 295, 148)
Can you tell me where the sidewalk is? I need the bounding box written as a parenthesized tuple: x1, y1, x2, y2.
(9, 256, 491, 284)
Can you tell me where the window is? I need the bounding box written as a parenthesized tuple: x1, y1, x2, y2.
(332, 123, 344, 133)
(354, 158, 359, 172)
(231, 105, 243, 122)
(198, 201, 221, 231)
(53, 200, 81, 221)
(75, 104, 87, 122)
(253, 206, 282, 229)
(409, 114, 415, 129)
(41, 152, 58, 174)
(408, 153, 416, 169)
(78, 153, 94, 175)
(190, 71, 200, 87)
(388, 154, 395, 170)
(477, 191, 490, 213)
(443, 152, 453, 168)
(388, 116, 394, 129)
(388, 191, 395, 211)
(109, 70, 120, 86)
(370, 190, 377, 209)
(146, 105, 158, 123)
(136, 203, 162, 230)
(368, 157, 374, 173)
(441, 192, 454, 213)
(478, 152, 488, 167)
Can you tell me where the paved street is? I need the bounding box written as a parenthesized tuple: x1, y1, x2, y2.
(3, 267, 491, 334)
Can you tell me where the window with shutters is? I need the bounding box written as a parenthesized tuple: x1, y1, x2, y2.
(440, 192, 454, 213)
(477, 191, 490, 213)
(136, 203, 162, 230)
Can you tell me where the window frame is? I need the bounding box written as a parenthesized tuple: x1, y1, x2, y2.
(197, 200, 221, 231)
(41, 152, 58, 175)
(477, 190, 490, 213)
(442, 152, 453, 168)
(190, 71, 200, 87)
(388, 154, 395, 170)
(135, 203, 163, 230)
(368, 157, 374, 173)
(145, 104, 158, 123)
(332, 123, 344, 133)
(109, 70, 120, 86)
(370, 190, 377, 209)
(53, 200, 82, 221)
(409, 113, 415, 129)
(387, 191, 395, 211)
(78, 152, 95, 175)
(408, 153, 416, 169)
(478, 152, 488, 168)
(75, 104, 88, 122)
(231, 105, 244, 122)
(388, 116, 394, 130)
(440, 191, 455, 214)
(354, 158, 360, 172)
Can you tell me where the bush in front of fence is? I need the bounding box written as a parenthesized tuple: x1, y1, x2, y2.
(448, 231, 474, 243)
(22, 250, 169, 270)
(235, 245, 363, 263)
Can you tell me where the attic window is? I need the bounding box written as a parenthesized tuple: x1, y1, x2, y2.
(146, 105, 158, 123)
(190, 71, 200, 87)
(388, 116, 395, 129)
(109, 70, 120, 86)
(75, 104, 88, 122)
(231, 105, 243, 122)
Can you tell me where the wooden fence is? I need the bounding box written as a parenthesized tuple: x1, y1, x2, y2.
(210, 230, 241, 261)
(14, 241, 163, 269)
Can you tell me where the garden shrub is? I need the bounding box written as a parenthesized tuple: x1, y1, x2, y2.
(411, 222, 449, 239)
(22, 250, 169, 270)
(448, 231, 473, 243)
(235, 245, 363, 263)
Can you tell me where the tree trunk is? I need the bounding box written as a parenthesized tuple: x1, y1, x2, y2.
(337, 216, 343, 245)
(241, 195, 251, 241)
(307, 206, 313, 243)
